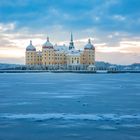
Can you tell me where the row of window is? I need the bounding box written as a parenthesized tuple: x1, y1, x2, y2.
(82, 55, 94, 57)
(43, 53, 65, 56)
(26, 53, 35, 55)
(26, 59, 41, 61)
(27, 58, 94, 61)
(72, 58, 79, 60)
(43, 57, 66, 60)
(27, 54, 94, 59)
(28, 62, 94, 65)
(44, 62, 67, 65)
(27, 56, 42, 58)
(72, 60, 79, 63)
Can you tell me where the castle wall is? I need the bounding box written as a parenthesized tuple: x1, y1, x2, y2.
(25, 51, 37, 65)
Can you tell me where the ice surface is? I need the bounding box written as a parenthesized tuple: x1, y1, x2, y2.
(0, 73, 140, 140)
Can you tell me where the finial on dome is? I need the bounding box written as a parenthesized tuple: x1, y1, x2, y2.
(88, 38, 91, 44)
(47, 37, 49, 42)
(30, 40, 32, 45)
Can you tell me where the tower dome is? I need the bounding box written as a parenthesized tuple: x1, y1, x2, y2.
(42, 37, 53, 49)
(26, 40, 36, 51)
(84, 39, 95, 50)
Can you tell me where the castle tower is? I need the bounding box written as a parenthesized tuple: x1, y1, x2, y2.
(42, 37, 55, 66)
(25, 40, 37, 65)
(80, 38, 95, 68)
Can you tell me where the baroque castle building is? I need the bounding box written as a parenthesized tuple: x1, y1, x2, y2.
(25, 34, 95, 70)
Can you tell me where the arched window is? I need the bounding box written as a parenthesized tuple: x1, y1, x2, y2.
(72, 60, 74, 63)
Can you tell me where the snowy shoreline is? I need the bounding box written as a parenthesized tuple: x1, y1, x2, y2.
(0, 70, 140, 73)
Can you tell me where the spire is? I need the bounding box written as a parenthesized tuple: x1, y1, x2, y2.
(71, 32, 73, 42)
(69, 32, 74, 50)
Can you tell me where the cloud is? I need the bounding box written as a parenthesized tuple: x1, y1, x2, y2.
(113, 15, 126, 21)
(0, 23, 15, 32)
(0, 0, 140, 64)
(96, 52, 140, 64)
(0, 0, 139, 33)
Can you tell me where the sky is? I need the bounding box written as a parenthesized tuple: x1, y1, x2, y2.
(0, 0, 140, 64)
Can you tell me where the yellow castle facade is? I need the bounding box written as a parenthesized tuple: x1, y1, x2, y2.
(25, 34, 95, 70)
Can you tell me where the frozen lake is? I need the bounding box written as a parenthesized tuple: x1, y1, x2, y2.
(0, 73, 140, 140)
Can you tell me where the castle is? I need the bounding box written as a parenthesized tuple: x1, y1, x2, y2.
(25, 34, 95, 70)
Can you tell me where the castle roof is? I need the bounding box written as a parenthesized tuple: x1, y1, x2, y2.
(26, 40, 36, 51)
(67, 49, 81, 57)
(42, 37, 53, 49)
(54, 44, 68, 53)
(84, 39, 95, 50)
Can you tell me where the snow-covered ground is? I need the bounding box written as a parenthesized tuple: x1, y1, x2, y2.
(0, 73, 140, 140)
